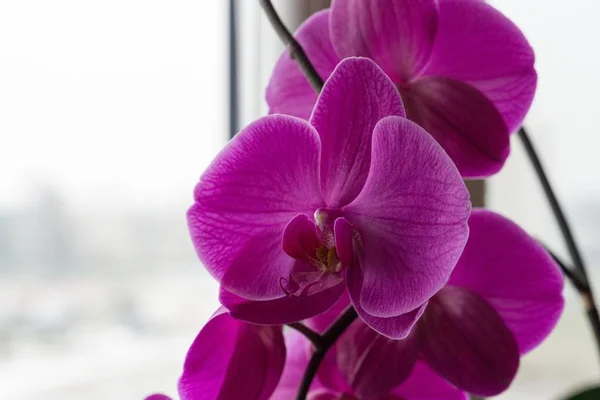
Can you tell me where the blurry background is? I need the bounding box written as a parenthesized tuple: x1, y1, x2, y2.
(0, 0, 598, 399)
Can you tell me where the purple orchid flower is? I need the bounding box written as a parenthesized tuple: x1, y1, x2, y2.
(271, 330, 467, 400)
(188, 57, 471, 339)
(145, 308, 286, 400)
(307, 209, 564, 396)
(267, 0, 536, 178)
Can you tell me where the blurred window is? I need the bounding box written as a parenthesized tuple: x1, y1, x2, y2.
(489, 1, 600, 398)
(0, 1, 226, 399)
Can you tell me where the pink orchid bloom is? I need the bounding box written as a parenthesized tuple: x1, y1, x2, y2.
(188, 57, 471, 338)
(307, 209, 564, 397)
(145, 308, 286, 400)
(267, 0, 536, 178)
(271, 330, 467, 400)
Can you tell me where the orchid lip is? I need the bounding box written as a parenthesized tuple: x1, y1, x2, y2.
(313, 244, 341, 273)
(281, 212, 351, 297)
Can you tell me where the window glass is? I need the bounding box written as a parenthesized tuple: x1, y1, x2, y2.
(490, 1, 598, 398)
(0, 2, 226, 398)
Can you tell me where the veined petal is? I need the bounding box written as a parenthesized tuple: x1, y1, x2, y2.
(266, 9, 339, 120)
(401, 77, 510, 178)
(219, 283, 344, 326)
(347, 263, 427, 340)
(448, 209, 564, 354)
(310, 57, 405, 207)
(178, 308, 286, 400)
(391, 362, 468, 400)
(330, 0, 438, 82)
(419, 287, 519, 396)
(344, 116, 470, 317)
(187, 115, 324, 300)
(421, 0, 536, 133)
(353, 299, 427, 341)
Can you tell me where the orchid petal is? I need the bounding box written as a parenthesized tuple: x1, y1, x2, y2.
(335, 320, 419, 398)
(219, 283, 344, 326)
(310, 57, 405, 207)
(347, 262, 427, 339)
(352, 297, 427, 341)
(144, 395, 172, 400)
(391, 362, 468, 400)
(448, 209, 564, 354)
(345, 116, 470, 317)
(266, 10, 339, 120)
(330, 0, 438, 82)
(421, 0, 537, 132)
(419, 287, 519, 396)
(178, 308, 286, 400)
(187, 115, 324, 300)
(401, 77, 510, 178)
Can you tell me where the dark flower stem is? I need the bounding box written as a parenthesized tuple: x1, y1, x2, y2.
(258, 0, 324, 92)
(518, 127, 600, 360)
(293, 306, 359, 400)
(544, 245, 589, 294)
(288, 322, 323, 348)
(544, 245, 600, 357)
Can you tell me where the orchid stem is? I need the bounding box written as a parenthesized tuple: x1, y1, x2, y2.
(295, 306, 359, 400)
(518, 127, 600, 361)
(518, 128, 588, 277)
(258, 0, 324, 92)
(545, 247, 600, 346)
(544, 245, 589, 294)
(288, 322, 323, 348)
